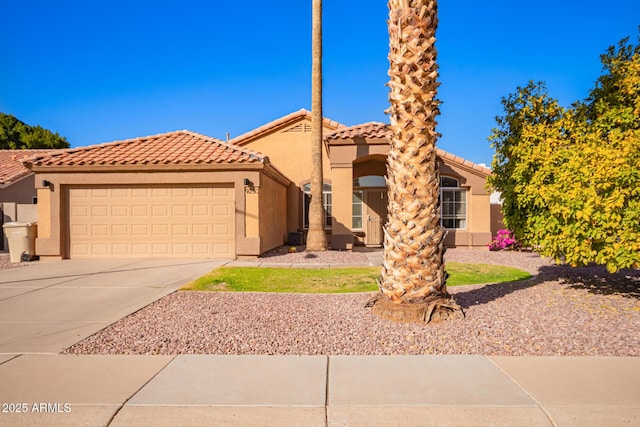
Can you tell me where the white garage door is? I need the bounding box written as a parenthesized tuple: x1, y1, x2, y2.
(68, 185, 235, 258)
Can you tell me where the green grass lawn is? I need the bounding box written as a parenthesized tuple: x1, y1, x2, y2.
(181, 263, 531, 293)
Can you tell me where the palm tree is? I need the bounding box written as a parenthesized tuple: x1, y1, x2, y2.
(306, 0, 328, 251)
(367, 0, 463, 323)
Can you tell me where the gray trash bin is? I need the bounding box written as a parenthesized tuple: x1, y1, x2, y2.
(2, 222, 37, 263)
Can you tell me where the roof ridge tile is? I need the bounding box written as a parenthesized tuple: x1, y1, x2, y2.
(326, 123, 492, 175)
(228, 109, 345, 145)
(25, 130, 268, 168)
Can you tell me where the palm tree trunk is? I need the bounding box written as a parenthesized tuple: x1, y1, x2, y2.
(306, 0, 328, 251)
(367, 0, 463, 323)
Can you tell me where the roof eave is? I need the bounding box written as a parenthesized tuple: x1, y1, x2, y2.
(28, 162, 267, 174)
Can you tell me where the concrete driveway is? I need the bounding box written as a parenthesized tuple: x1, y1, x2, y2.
(0, 259, 228, 353)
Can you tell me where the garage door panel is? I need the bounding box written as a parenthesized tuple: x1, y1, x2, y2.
(69, 185, 235, 258)
(132, 224, 148, 236)
(131, 205, 148, 216)
(213, 224, 232, 237)
(192, 224, 209, 236)
(71, 243, 89, 256)
(72, 225, 89, 237)
(191, 187, 207, 196)
(172, 205, 189, 216)
(132, 188, 149, 198)
(213, 243, 232, 255)
(112, 224, 128, 236)
(151, 205, 169, 217)
(91, 205, 108, 217)
(92, 244, 109, 256)
(192, 204, 210, 216)
(111, 205, 128, 216)
(112, 244, 129, 255)
(151, 243, 169, 255)
(172, 224, 189, 236)
(213, 205, 231, 217)
(132, 243, 148, 255)
(172, 243, 189, 255)
(91, 224, 108, 236)
(213, 187, 232, 198)
(172, 188, 188, 197)
(91, 188, 109, 198)
(71, 206, 88, 217)
(111, 188, 128, 198)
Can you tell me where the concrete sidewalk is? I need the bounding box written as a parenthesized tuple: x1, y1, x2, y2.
(0, 354, 638, 426)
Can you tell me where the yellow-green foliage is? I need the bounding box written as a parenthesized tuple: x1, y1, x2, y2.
(489, 33, 640, 272)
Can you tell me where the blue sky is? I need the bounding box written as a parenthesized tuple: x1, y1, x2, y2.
(1, 1, 638, 166)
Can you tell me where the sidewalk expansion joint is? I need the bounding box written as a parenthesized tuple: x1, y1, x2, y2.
(324, 356, 330, 427)
(486, 356, 558, 427)
(105, 355, 177, 426)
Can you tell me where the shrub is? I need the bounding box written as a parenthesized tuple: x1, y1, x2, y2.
(489, 229, 518, 251)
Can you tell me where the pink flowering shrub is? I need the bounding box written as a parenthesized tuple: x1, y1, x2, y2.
(488, 229, 518, 251)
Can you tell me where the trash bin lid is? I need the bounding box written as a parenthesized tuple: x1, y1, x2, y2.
(2, 222, 34, 228)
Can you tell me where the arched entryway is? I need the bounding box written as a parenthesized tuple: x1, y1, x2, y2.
(353, 165, 388, 247)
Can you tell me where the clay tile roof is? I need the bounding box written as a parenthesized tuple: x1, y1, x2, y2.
(229, 109, 345, 146)
(25, 131, 266, 168)
(0, 149, 60, 185)
(325, 122, 390, 141)
(325, 122, 492, 175)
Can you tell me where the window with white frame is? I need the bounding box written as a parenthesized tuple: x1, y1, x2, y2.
(440, 176, 467, 229)
(302, 183, 332, 229)
(352, 191, 364, 229)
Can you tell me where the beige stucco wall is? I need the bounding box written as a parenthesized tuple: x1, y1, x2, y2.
(0, 174, 37, 204)
(237, 117, 335, 234)
(258, 174, 288, 253)
(491, 204, 505, 236)
(36, 188, 51, 239)
(330, 167, 354, 250)
(245, 190, 259, 238)
(32, 166, 288, 260)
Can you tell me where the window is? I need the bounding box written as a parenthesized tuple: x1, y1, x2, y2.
(353, 175, 386, 188)
(352, 191, 364, 229)
(440, 176, 467, 229)
(302, 183, 332, 229)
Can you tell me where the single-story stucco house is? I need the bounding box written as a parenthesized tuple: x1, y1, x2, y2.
(25, 110, 500, 260)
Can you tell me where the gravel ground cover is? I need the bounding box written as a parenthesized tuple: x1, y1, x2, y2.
(0, 253, 29, 271)
(240, 245, 370, 264)
(65, 248, 640, 356)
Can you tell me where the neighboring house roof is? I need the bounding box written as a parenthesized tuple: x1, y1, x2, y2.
(25, 130, 266, 167)
(325, 122, 492, 175)
(0, 149, 58, 186)
(229, 109, 345, 146)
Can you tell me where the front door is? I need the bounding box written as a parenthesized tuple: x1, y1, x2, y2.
(365, 190, 388, 246)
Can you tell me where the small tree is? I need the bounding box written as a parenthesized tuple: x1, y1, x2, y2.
(488, 33, 640, 272)
(0, 113, 70, 149)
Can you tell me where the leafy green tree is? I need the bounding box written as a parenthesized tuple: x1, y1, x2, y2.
(488, 34, 640, 272)
(0, 113, 70, 149)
